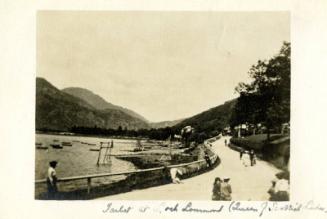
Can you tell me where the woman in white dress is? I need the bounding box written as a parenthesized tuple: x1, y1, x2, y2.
(170, 168, 183, 183)
(242, 151, 251, 167)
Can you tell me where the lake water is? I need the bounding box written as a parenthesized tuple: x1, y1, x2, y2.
(35, 134, 139, 195)
(35, 134, 139, 179)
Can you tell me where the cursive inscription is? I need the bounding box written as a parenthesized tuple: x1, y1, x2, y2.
(102, 203, 133, 213)
(229, 201, 259, 213)
(101, 200, 327, 216)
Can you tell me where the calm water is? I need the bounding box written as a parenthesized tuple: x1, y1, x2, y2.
(35, 134, 139, 194)
(35, 134, 138, 179)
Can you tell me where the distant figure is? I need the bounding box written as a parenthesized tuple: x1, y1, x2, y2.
(268, 178, 289, 201)
(170, 168, 183, 184)
(212, 177, 222, 200)
(268, 179, 277, 198)
(240, 149, 244, 160)
(46, 160, 58, 199)
(162, 165, 170, 183)
(249, 150, 256, 166)
(220, 177, 232, 201)
(274, 178, 290, 201)
(204, 152, 212, 168)
(242, 151, 251, 167)
(224, 139, 227, 146)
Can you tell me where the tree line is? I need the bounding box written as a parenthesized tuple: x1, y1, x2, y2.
(69, 125, 215, 143)
(230, 42, 290, 139)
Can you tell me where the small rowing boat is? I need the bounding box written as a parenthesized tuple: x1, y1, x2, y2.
(36, 146, 48, 150)
(51, 144, 63, 149)
(62, 142, 72, 146)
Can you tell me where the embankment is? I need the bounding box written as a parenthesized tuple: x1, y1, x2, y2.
(35, 139, 220, 200)
(229, 134, 290, 170)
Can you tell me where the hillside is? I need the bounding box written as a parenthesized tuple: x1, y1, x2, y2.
(62, 87, 148, 122)
(36, 78, 150, 131)
(173, 99, 237, 133)
(150, 119, 184, 129)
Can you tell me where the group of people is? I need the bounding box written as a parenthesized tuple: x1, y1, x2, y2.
(240, 149, 256, 167)
(212, 177, 232, 201)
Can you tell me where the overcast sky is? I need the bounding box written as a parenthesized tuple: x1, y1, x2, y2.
(37, 11, 289, 122)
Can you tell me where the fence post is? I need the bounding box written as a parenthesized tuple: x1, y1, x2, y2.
(87, 178, 91, 194)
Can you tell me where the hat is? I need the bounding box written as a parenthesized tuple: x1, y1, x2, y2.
(223, 177, 230, 181)
(215, 177, 221, 181)
(49, 160, 58, 167)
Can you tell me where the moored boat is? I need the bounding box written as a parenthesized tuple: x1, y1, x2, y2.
(36, 146, 48, 150)
(51, 144, 63, 149)
(62, 142, 73, 146)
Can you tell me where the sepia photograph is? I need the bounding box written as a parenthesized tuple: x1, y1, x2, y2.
(35, 11, 290, 201)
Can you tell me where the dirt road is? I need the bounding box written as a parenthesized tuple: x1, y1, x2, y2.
(97, 136, 279, 200)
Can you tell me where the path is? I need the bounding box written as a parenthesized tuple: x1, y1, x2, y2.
(97, 136, 280, 200)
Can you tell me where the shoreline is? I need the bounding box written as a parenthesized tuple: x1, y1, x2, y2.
(36, 131, 149, 141)
(35, 137, 220, 200)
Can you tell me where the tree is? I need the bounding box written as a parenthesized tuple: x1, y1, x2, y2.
(231, 42, 290, 139)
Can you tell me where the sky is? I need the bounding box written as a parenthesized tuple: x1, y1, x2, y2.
(37, 11, 290, 122)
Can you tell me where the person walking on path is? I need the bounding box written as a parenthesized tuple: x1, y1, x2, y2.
(273, 176, 289, 201)
(204, 152, 212, 168)
(268, 179, 277, 199)
(46, 160, 58, 199)
(250, 150, 256, 166)
(212, 177, 222, 200)
(240, 149, 245, 160)
(220, 177, 232, 201)
(242, 151, 251, 167)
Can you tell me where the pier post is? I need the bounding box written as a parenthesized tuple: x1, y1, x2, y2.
(87, 178, 91, 194)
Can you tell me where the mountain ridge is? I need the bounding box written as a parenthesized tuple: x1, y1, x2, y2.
(36, 77, 236, 134)
(150, 119, 185, 129)
(36, 77, 150, 131)
(62, 87, 148, 122)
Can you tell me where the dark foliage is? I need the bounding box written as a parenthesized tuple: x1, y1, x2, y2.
(230, 42, 290, 133)
(172, 99, 237, 137)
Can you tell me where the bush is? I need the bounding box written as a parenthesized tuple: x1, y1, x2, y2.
(230, 137, 264, 150)
(230, 134, 285, 150)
